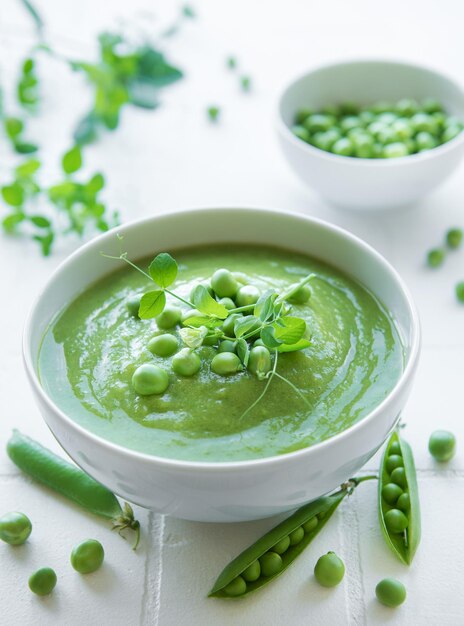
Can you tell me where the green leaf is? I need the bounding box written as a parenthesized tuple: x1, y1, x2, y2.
(260, 326, 282, 349)
(254, 290, 278, 322)
(136, 48, 183, 88)
(234, 315, 260, 338)
(62, 146, 83, 174)
(191, 285, 229, 319)
(207, 106, 220, 122)
(86, 173, 105, 194)
(4, 117, 24, 139)
(23, 58, 34, 74)
(148, 252, 178, 288)
(277, 338, 311, 353)
(15, 158, 41, 178)
(2, 212, 25, 232)
(182, 4, 196, 17)
(138, 290, 166, 319)
(273, 317, 306, 345)
(179, 326, 208, 349)
(235, 338, 250, 366)
(2, 183, 24, 207)
(48, 181, 78, 205)
(74, 112, 100, 146)
(183, 316, 223, 329)
(14, 141, 38, 154)
(33, 231, 54, 256)
(30, 215, 51, 228)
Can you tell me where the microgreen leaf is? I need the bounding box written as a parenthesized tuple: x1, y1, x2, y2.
(30, 215, 51, 228)
(277, 338, 311, 353)
(4, 117, 23, 139)
(179, 326, 208, 349)
(138, 290, 166, 319)
(2, 212, 25, 232)
(14, 141, 38, 154)
(148, 253, 178, 288)
(86, 173, 105, 194)
(74, 112, 99, 145)
(235, 338, 250, 366)
(15, 158, 40, 178)
(260, 326, 282, 349)
(2, 184, 24, 207)
(183, 316, 223, 329)
(191, 285, 229, 319)
(62, 146, 83, 174)
(273, 316, 306, 345)
(234, 315, 260, 338)
(33, 231, 54, 256)
(254, 290, 278, 322)
(207, 106, 220, 122)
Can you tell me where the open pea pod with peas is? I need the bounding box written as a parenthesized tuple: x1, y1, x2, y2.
(209, 476, 374, 598)
(378, 430, 421, 565)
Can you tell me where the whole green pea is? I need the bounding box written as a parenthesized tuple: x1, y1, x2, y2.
(147, 334, 178, 357)
(332, 138, 353, 156)
(189, 281, 214, 300)
(288, 526, 304, 546)
(202, 334, 219, 347)
(287, 284, 311, 304)
(396, 98, 418, 117)
(389, 441, 401, 455)
(340, 116, 361, 133)
(242, 560, 261, 582)
(0, 511, 32, 545)
(384, 509, 409, 534)
(446, 228, 463, 249)
(422, 98, 442, 114)
(28, 567, 57, 596)
(259, 551, 283, 577)
(182, 308, 203, 322)
(218, 297, 236, 310)
(314, 552, 345, 587)
(427, 248, 445, 268)
(302, 517, 318, 533)
(381, 483, 403, 505)
(218, 339, 236, 354)
(71, 539, 104, 574)
(253, 338, 265, 347)
(248, 346, 272, 379)
(223, 575, 247, 596)
(126, 294, 141, 317)
(273, 535, 291, 554)
(222, 313, 241, 337)
(211, 352, 242, 376)
(385, 454, 404, 473)
(382, 142, 408, 158)
(211, 269, 239, 298)
(415, 131, 437, 151)
(375, 577, 406, 607)
(428, 430, 456, 462)
(442, 125, 462, 143)
(456, 282, 464, 303)
(172, 348, 201, 377)
(411, 112, 437, 134)
(236, 285, 260, 307)
(391, 119, 413, 141)
(304, 114, 335, 134)
(390, 467, 407, 489)
(396, 492, 410, 512)
(156, 305, 182, 330)
(132, 364, 169, 395)
(295, 108, 313, 125)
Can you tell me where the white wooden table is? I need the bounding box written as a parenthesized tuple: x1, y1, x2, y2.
(1, 0, 463, 624)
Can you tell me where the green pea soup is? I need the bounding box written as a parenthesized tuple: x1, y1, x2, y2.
(38, 244, 404, 462)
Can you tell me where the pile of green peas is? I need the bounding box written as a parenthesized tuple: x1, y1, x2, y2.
(381, 441, 410, 535)
(0, 510, 105, 596)
(292, 99, 463, 159)
(128, 267, 311, 397)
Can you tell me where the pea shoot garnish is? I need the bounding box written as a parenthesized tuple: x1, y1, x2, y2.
(103, 244, 315, 416)
(207, 106, 221, 122)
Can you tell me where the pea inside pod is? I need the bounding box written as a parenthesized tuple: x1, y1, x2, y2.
(209, 476, 374, 598)
(378, 430, 421, 565)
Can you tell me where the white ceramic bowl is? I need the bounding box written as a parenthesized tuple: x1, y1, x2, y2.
(24, 208, 420, 522)
(277, 59, 464, 210)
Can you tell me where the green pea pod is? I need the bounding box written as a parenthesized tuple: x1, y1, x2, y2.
(7, 430, 140, 548)
(209, 476, 374, 598)
(378, 430, 421, 565)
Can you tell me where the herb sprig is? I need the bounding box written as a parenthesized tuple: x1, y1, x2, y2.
(104, 247, 314, 417)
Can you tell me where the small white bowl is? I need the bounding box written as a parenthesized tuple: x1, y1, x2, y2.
(277, 59, 464, 211)
(23, 208, 420, 522)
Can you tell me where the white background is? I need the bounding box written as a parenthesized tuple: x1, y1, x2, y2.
(1, 1, 463, 624)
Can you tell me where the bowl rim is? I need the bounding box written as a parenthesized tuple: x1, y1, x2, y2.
(23, 206, 421, 472)
(277, 57, 464, 167)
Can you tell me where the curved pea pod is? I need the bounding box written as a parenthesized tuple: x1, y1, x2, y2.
(378, 430, 421, 565)
(209, 477, 373, 598)
(7, 430, 140, 548)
